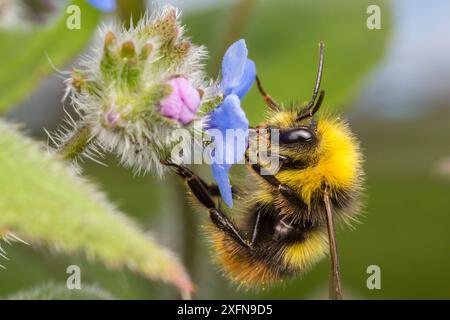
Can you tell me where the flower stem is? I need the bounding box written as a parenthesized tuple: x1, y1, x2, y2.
(324, 190, 344, 300)
(214, 0, 256, 73)
(56, 123, 91, 160)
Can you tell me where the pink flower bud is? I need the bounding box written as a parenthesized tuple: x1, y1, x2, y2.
(105, 110, 120, 126)
(159, 77, 201, 125)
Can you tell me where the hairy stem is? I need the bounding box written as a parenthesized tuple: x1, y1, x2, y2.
(324, 190, 343, 300)
(56, 123, 91, 160)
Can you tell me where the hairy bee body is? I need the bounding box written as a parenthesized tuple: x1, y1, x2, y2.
(207, 112, 364, 287)
(169, 43, 364, 289)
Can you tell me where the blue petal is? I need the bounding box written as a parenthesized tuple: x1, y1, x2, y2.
(211, 163, 233, 207)
(233, 59, 256, 99)
(207, 95, 249, 164)
(206, 94, 249, 207)
(220, 39, 248, 97)
(87, 0, 116, 12)
(207, 95, 249, 134)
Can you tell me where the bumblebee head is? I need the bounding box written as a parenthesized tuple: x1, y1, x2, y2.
(263, 110, 321, 168)
(255, 42, 326, 164)
(279, 125, 317, 145)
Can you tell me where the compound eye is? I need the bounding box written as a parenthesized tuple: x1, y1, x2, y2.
(279, 127, 315, 144)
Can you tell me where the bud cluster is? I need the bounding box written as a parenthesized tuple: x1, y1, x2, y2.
(55, 6, 218, 176)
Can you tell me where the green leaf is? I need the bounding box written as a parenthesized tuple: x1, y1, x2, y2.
(0, 120, 193, 295)
(186, 0, 391, 124)
(0, 0, 100, 114)
(7, 282, 115, 300)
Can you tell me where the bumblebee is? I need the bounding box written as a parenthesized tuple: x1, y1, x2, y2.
(164, 42, 363, 297)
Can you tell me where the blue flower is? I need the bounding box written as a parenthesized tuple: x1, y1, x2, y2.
(206, 39, 255, 207)
(87, 0, 116, 12)
(220, 40, 256, 99)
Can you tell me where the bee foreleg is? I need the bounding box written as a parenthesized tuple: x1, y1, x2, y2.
(206, 184, 241, 199)
(161, 160, 240, 199)
(162, 160, 252, 249)
(251, 164, 305, 206)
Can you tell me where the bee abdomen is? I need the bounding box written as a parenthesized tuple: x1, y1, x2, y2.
(207, 218, 328, 287)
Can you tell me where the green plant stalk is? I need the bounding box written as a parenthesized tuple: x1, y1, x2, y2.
(56, 123, 91, 160)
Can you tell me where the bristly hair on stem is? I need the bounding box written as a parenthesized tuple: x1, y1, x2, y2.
(0, 229, 29, 270)
(48, 4, 220, 175)
(53, 123, 92, 160)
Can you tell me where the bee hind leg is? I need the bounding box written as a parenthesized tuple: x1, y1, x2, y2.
(162, 160, 252, 250)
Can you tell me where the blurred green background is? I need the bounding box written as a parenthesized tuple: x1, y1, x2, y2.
(0, 0, 449, 299)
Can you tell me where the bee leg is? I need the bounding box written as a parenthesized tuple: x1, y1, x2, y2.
(206, 184, 241, 199)
(251, 163, 305, 206)
(273, 219, 295, 241)
(250, 211, 261, 246)
(209, 209, 251, 249)
(161, 160, 240, 199)
(162, 161, 252, 249)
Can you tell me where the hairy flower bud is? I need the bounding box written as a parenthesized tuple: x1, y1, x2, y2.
(54, 5, 218, 176)
(159, 77, 201, 125)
